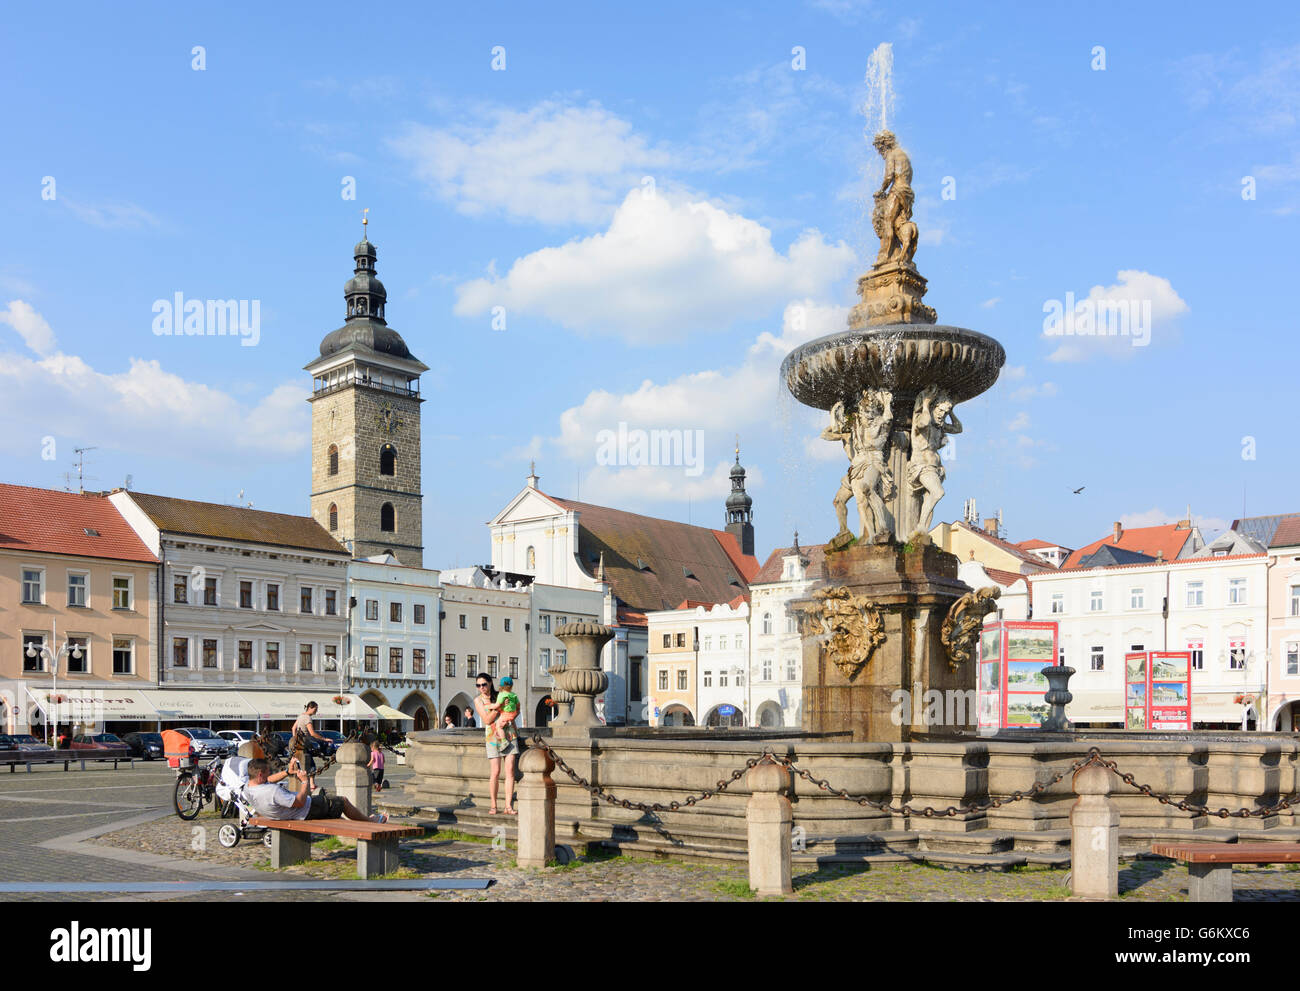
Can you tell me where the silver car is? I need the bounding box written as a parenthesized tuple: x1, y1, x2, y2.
(173, 727, 232, 758)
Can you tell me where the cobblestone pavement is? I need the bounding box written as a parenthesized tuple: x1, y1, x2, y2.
(8, 763, 1300, 901)
(90, 811, 1300, 902)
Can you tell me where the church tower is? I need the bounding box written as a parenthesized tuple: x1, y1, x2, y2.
(306, 227, 428, 567)
(725, 443, 755, 556)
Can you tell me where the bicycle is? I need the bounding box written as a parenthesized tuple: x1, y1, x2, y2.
(173, 753, 233, 821)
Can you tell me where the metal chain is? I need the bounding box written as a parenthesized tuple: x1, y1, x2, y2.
(1092, 754, 1300, 819)
(528, 737, 1300, 820)
(529, 735, 762, 812)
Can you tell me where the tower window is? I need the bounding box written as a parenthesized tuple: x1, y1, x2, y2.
(381, 503, 395, 532)
(380, 445, 396, 476)
(328, 445, 339, 476)
(328, 503, 338, 531)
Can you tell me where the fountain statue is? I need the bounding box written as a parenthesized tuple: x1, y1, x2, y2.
(782, 78, 1006, 740)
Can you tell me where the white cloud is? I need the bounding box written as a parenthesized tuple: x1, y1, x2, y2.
(0, 305, 307, 460)
(0, 300, 56, 355)
(1006, 411, 1030, 432)
(454, 190, 855, 344)
(1002, 364, 1026, 380)
(62, 198, 159, 230)
(390, 101, 680, 226)
(980, 297, 1001, 309)
(1009, 380, 1057, 401)
(1043, 270, 1189, 362)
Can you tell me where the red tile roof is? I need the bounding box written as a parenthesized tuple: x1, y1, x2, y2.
(985, 567, 1026, 587)
(545, 494, 760, 614)
(750, 542, 829, 585)
(673, 594, 751, 612)
(1046, 552, 1266, 575)
(0, 484, 156, 563)
(1016, 538, 1062, 551)
(948, 521, 1055, 570)
(1270, 518, 1300, 548)
(1061, 524, 1194, 570)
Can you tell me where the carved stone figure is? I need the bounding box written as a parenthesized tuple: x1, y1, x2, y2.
(871, 131, 918, 267)
(940, 586, 1001, 671)
(824, 388, 895, 548)
(908, 384, 962, 534)
(792, 585, 888, 680)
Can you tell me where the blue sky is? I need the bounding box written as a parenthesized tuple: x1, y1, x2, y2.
(3, 1, 1298, 566)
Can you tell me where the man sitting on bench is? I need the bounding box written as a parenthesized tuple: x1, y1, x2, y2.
(244, 759, 387, 823)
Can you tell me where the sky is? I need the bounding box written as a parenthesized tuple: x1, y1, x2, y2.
(3, 0, 1299, 568)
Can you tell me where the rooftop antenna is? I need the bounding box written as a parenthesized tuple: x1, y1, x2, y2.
(59, 471, 75, 492)
(73, 446, 98, 494)
(124, 474, 133, 491)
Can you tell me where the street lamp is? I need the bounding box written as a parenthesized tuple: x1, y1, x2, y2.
(26, 636, 83, 747)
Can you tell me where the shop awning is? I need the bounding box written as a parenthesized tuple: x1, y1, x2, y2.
(374, 704, 415, 721)
(138, 690, 261, 721)
(237, 691, 378, 720)
(26, 687, 159, 722)
(1064, 691, 1122, 723)
(1192, 693, 1256, 724)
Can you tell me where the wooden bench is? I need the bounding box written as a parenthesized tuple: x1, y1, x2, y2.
(0, 750, 134, 773)
(1150, 842, 1300, 902)
(251, 817, 424, 879)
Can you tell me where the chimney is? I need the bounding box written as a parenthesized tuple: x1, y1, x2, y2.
(983, 517, 999, 537)
(1113, 522, 1123, 544)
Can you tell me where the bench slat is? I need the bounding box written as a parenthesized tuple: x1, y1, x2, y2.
(250, 817, 423, 840)
(1151, 842, 1300, 864)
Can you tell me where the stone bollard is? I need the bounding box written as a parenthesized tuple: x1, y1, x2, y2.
(333, 739, 373, 820)
(517, 745, 557, 868)
(745, 759, 794, 897)
(1070, 760, 1119, 899)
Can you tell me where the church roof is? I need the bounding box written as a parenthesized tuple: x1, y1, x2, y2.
(544, 494, 759, 614)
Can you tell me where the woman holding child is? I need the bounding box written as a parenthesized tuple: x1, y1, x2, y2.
(473, 672, 520, 815)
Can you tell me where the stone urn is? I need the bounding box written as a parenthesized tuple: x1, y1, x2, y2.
(1040, 664, 1075, 733)
(550, 622, 613, 731)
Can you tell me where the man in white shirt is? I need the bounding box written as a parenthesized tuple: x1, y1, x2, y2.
(244, 759, 385, 822)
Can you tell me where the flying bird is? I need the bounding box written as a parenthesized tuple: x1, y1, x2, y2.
(1072, 486, 1086, 494)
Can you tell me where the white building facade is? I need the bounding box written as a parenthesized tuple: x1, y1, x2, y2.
(347, 557, 440, 730)
(438, 572, 530, 727)
(1028, 554, 1269, 727)
(692, 600, 750, 727)
(748, 543, 823, 729)
(109, 492, 351, 720)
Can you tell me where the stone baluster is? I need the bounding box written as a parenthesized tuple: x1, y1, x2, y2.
(333, 738, 372, 819)
(745, 759, 794, 896)
(517, 745, 558, 868)
(1070, 759, 1119, 899)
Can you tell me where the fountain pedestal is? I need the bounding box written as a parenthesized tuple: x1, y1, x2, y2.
(796, 538, 973, 743)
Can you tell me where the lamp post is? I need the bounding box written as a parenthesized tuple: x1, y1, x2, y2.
(338, 656, 360, 735)
(25, 624, 83, 748)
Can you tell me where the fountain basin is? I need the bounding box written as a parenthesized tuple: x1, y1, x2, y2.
(781, 323, 1006, 411)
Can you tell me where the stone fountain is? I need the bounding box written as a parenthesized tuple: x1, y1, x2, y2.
(782, 124, 1005, 743)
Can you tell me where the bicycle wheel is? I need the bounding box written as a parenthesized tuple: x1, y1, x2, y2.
(219, 796, 238, 818)
(174, 774, 203, 820)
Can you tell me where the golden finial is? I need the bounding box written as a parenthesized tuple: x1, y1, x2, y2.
(361, 207, 369, 238)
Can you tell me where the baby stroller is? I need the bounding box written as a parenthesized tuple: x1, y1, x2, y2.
(214, 755, 275, 849)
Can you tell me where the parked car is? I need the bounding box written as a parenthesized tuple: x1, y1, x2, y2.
(217, 730, 257, 750)
(123, 731, 164, 760)
(9, 734, 53, 752)
(0, 734, 16, 751)
(172, 727, 233, 758)
(70, 733, 130, 753)
(316, 730, 344, 755)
